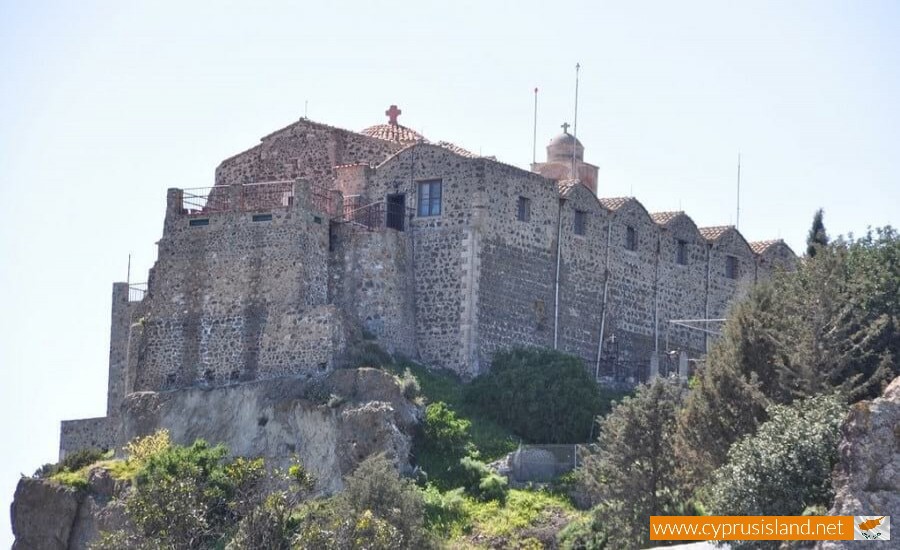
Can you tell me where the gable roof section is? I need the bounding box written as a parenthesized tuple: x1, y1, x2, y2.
(650, 211, 682, 226)
(749, 239, 796, 257)
(699, 225, 755, 256)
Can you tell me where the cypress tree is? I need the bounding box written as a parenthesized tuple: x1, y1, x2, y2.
(806, 208, 829, 257)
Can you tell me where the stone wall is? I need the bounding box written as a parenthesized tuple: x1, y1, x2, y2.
(655, 214, 710, 354)
(215, 119, 402, 188)
(132, 181, 341, 391)
(59, 417, 115, 458)
(330, 224, 417, 357)
(366, 145, 488, 376)
(477, 163, 560, 368)
(106, 283, 137, 417)
(705, 228, 756, 325)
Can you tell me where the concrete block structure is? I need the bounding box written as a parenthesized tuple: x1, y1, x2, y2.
(60, 105, 797, 457)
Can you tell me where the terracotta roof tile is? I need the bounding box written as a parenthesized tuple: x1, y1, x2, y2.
(598, 197, 632, 211)
(557, 179, 581, 197)
(650, 211, 683, 226)
(698, 225, 734, 242)
(749, 239, 783, 255)
(360, 123, 424, 143)
(434, 141, 480, 158)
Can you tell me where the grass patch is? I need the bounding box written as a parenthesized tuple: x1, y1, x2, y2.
(49, 469, 89, 490)
(424, 486, 585, 546)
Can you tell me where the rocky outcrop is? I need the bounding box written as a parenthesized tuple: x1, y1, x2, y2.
(11, 478, 81, 550)
(818, 376, 899, 549)
(118, 367, 420, 493)
(13, 368, 420, 549)
(11, 466, 130, 550)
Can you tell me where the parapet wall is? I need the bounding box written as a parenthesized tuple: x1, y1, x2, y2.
(59, 417, 115, 459)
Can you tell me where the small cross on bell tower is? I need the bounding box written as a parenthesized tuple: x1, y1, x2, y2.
(385, 105, 402, 126)
(561, 122, 571, 134)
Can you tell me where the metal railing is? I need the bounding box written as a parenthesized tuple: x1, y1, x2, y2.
(128, 283, 147, 302)
(181, 181, 294, 215)
(309, 182, 338, 217)
(240, 181, 294, 212)
(182, 186, 230, 214)
(343, 201, 386, 231)
(179, 182, 412, 233)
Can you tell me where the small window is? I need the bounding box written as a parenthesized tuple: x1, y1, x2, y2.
(252, 213, 272, 222)
(417, 180, 442, 217)
(726, 255, 739, 279)
(626, 225, 637, 251)
(517, 196, 531, 222)
(574, 210, 587, 235)
(189, 218, 209, 227)
(676, 240, 688, 265)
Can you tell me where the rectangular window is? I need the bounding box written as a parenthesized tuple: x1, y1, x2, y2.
(574, 210, 587, 235)
(676, 239, 688, 265)
(726, 255, 739, 279)
(517, 196, 531, 222)
(626, 225, 637, 251)
(189, 218, 210, 227)
(252, 213, 272, 222)
(417, 180, 442, 217)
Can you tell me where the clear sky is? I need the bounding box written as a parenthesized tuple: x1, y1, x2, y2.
(1, 1, 897, 544)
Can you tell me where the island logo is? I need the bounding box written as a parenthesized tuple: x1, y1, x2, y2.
(854, 516, 890, 541)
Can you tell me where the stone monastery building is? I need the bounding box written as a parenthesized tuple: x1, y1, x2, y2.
(60, 105, 796, 456)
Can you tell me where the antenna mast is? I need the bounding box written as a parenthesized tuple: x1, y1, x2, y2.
(572, 63, 581, 176)
(532, 87, 539, 165)
(736, 152, 741, 229)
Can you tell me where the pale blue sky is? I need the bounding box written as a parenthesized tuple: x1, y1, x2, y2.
(1, 1, 898, 544)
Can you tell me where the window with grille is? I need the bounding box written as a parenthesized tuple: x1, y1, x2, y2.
(417, 180, 442, 217)
(574, 210, 587, 235)
(517, 196, 531, 222)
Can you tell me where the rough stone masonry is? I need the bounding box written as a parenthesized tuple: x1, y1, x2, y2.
(59, 105, 797, 458)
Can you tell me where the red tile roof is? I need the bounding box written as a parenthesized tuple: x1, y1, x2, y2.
(698, 225, 734, 242)
(360, 123, 424, 143)
(598, 197, 632, 211)
(557, 179, 582, 197)
(749, 239, 782, 255)
(434, 141, 479, 158)
(650, 211, 683, 226)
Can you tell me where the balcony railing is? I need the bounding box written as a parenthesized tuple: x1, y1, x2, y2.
(181, 181, 294, 215)
(128, 283, 147, 302)
(178, 182, 411, 232)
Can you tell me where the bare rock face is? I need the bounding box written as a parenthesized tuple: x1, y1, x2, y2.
(10, 477, 82, 550)
(118, 367, 420, 493)
(817, 376, 899, 550)
(11, 368, 419, 549)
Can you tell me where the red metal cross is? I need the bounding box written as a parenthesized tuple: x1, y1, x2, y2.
(386, 104, 402, 125)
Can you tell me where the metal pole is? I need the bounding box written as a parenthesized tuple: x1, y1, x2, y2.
(572, 63, 581, 176)
(532, 87, 538, 166)
(736, 152, 741, 229)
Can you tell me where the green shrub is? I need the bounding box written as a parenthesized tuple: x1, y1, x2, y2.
(706, 394, 844, 517)
(476, 473, 509, 504)
(464, 348, 608, 443)
(422, 485, 467, 537)
(423, 402, 471, 454)
(457, 456, 491, 490)
(95, 439, 269, 549)
(341, 454, 430, 548)
(399, 368, 422, 400)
